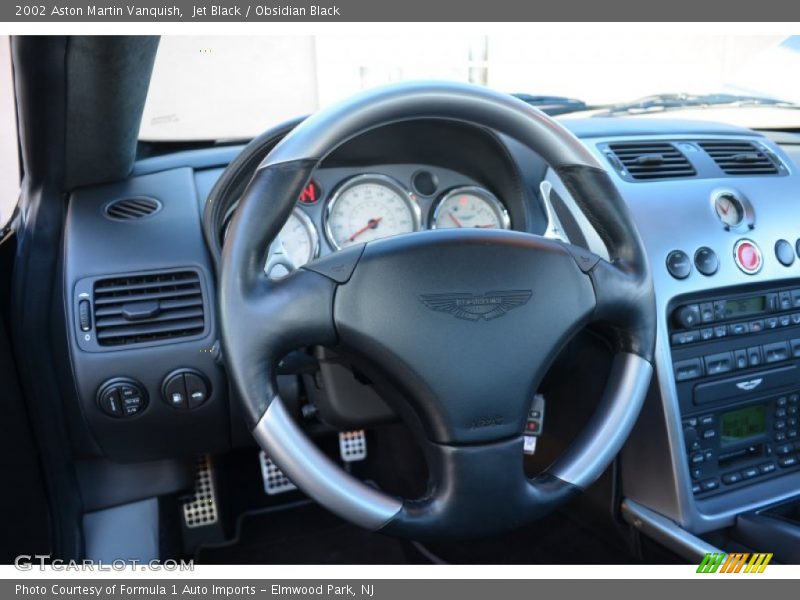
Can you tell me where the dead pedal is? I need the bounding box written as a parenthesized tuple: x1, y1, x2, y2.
(182, 455, 219, 528)
(339, 430, 367, 462)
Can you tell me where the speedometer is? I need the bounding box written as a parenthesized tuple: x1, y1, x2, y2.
(324, 174, 420, 250)
(431, 186, 510, 230)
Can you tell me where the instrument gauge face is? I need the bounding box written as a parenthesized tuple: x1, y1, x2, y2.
(431, 186, 510, 230)
(714, 193, 745, 229)
(265, 209, 319, 280)
(325, 174, 420, 250)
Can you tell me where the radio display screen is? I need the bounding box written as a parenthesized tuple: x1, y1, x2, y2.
(724, 296, 766, 319)
(721, 404, 766, 445)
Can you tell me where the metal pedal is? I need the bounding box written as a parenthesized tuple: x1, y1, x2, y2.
(182, 455, 219, 528)
(259, 451, 297, 495)
(339, 430, 367, 462)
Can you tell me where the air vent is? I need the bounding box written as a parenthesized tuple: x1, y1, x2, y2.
(93, 271, 204, 347)
(698, 140, 780, 176)
(605, 142, 696, 180)
(104, 197, 161, 220)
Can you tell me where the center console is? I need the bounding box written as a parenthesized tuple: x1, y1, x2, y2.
(670, 284, 800, 499)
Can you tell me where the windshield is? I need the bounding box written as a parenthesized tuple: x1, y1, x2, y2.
(140, 34, 800, 141)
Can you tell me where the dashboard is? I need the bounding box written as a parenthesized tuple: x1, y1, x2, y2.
(61, 113, 800, 543)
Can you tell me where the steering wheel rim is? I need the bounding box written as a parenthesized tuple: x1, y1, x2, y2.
(219, 81, 656, 539)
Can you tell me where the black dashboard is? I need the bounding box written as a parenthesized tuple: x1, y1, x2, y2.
(61, 114, 800, 540)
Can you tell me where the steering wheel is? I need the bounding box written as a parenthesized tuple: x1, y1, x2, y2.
(219, 81, 655, 539)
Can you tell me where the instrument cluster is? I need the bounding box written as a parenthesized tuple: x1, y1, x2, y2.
(256, 166, 513, 279)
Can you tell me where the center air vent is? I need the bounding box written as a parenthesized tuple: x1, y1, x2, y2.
(104, 197, 161, 221)
(697, 140, 780, 176)
(605, 142, 696, 181)
(93, 271, 205, 347)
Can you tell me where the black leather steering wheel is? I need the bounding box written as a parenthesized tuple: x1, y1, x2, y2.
(219, 81, 656, 539)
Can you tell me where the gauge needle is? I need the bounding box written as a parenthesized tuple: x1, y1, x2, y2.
(719, 204, 729, 215)
(348, 217, 383, 242)
(476, 224, 496, 228)
(448, 212, 463, 228)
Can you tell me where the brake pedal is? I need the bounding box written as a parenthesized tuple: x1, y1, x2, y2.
(259, 451, 297, 495)
(339, 430, 367, 462)
(182, 455, 219, 528)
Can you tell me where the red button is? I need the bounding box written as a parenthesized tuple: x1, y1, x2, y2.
(526, 421, 539, 432)
(734, 240, 762, 274)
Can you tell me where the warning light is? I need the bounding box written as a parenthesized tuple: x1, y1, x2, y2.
(298, 180, 322, 205)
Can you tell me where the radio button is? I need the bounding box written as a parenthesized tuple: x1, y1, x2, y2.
(704, 352, 734, 375)
(776, 407, 788, 418)
(704, 449, 714, 461)
(699, 415, 715, 426)
(778, 455, 798, 468)
(675, 358, 703, 382)
(775, 443, 794, 455)
(690, 452, 705, 465)
(792, 313, 800, 326)
(713, 325, 728, 339)
(779, 315, 792, 327)
(763, 341, 790, 364)
(699, 302, 715, 323)
(701, 478, 720, 491)
(702, 429, 716, 440)
(700, 328, 715, 341)
(692, 483, 702, 494)
(714, 301, 727, 320)
(765, 317, 779, 329)
(742, 466, 760, 479)
(748, 319, 765, 333)
(788, 430, 798, 439)
(791, 339, 800, 358)
(775, 420, 787, 430)
(722, 472, 743, 485)
(759, 462, 777, 474)
(777, 396, 789, 407)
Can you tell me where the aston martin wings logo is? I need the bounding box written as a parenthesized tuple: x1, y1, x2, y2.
(418, 290, 533, 321)
(736, 378, 763, 392)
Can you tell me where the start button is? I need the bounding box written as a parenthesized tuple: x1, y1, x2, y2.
(734, 239, 762, 274)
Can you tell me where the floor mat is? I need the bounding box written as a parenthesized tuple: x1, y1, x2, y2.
(195, 503, 418, 564)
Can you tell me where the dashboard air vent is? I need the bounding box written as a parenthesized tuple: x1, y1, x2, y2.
(104, 197, 161, 220)
(605, 142, 696, 180)
(93, 271, 204, 347)
(697, 140, 779, 176)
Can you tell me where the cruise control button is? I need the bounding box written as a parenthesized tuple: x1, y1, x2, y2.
(734, 239, 762, 275)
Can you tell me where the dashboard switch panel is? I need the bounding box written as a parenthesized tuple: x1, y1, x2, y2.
(162, 369, 211, 410)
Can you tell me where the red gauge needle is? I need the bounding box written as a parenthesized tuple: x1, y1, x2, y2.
(448, 212, 463, 228)
(348, 217, 382, 242)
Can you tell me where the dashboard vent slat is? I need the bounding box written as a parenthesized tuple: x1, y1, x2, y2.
(606, 142, 696, 181)
(698, 141, 779, 176)
(93, 271, 205, 347)
(104, 197, 161, 221)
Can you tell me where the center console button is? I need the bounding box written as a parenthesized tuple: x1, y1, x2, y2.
(667, 250, 692, 279)
(763, 341, 790, 364)
(747, 346, 762, 367)
(701, 478, 720, 491)
(674, 358, 703, 381)
(759, 462, 777, 474)
(722, 471, 742, 484)
(734, 349, 748, 370)
(672, 330, 701, 345)
(776, 239, 795, 266)
(699, 302, 715, 322)
(780, 290, 793, 310)
(742, 466, 760, 479)
(778, 455, 798, 468)
(695, 248, 720, 276)
(704, 352, 733, 376)
(733, 239, 763, 275)
(675, 304, 702, 329)
(729, 322, 748, 336)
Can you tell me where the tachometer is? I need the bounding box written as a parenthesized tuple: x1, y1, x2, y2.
(431, 186, 510, 230)
(264, 208, 319, 279)
(325, 174, 420, 250)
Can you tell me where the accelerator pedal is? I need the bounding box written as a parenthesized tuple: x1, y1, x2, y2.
(339, 430, 367, 462)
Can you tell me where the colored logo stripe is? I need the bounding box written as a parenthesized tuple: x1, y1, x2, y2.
(697, 552, 772, 573)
